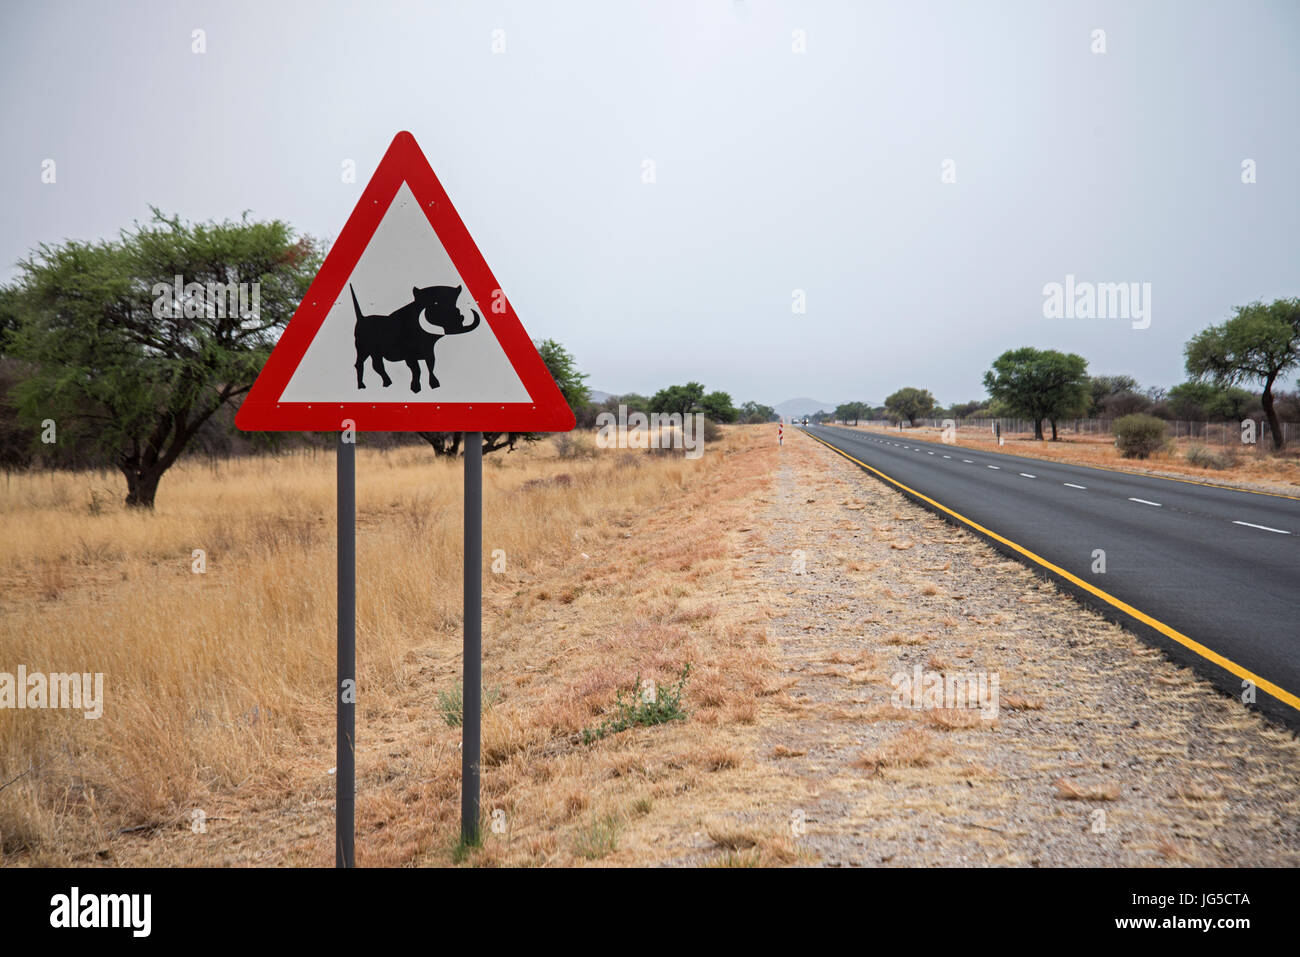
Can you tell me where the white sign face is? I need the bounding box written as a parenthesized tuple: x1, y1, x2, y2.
(279, 183, 531, 404)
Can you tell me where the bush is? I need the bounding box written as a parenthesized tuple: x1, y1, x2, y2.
(553, 433, 596, 460)
(1112, 414, 1168, 459)
(1185, 444, 1235, 470)
(573, 813, 623, 859)
(436, 683, 500, 727)
(581, 664, 691, 744)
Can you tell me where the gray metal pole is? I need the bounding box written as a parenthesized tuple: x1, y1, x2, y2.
(462, 432, 483, 843)
(336, 432, 356, 868)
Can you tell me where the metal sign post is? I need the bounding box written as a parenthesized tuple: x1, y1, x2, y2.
(336, 432, 356, 868)
(235, 133, 576, 864)
(461, 432, 482, 843)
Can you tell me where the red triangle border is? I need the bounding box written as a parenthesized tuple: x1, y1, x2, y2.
(235, 131, 575, 433)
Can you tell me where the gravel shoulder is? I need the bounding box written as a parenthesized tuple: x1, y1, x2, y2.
(735, 429, 1300, 866)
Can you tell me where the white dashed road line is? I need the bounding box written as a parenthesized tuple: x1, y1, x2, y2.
(1019, 473, 1036, 479)
(1129, 498, 1162, 507)
(1064, 483, 1087, 489)
(1233, 521, 1291, 535)
(987, 465, 1000, 470)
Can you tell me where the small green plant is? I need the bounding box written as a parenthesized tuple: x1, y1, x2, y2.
(1112, 413, 1169, 459)
(573, 812, 622, 859)
(1185, 444, 1234, 470)
(437, 683, 500, 728)
(451, 825, 485, 864)
(709, 848, 762, 868)
(581, 664, 692, 744)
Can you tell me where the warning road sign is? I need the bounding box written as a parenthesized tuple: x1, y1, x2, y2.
(235, 132, 575, 865)
(235, 131, 574, 433)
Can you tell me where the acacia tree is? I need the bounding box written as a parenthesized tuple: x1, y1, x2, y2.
(1185, 298, 1300, 450)
(884, 387, 935, 426)
(834, 401, 867, 424)
(6, 210, 320, 507)
(982, 347, 1089, 440)
(649, 381, 706, 417)
(1086, 375, 1140, 417)
(1167, 381, 1257, 422)
(700, 390, 737, 423)
(736, 401, 776, 424)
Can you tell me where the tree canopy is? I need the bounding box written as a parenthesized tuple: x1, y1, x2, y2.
(883, 387, 936, 426)
(1166, 381, 1256, 422)
(982, 347, 1089, 440)
(1087, 374, 1141, 417)
(649, 382, 706, 417)
(736, 400, 776, 424)
(700, 390, 737, 423)
(5, 209, 320, 506)
(1185, 298, 1300, 449)
(834, 401, 869, 424)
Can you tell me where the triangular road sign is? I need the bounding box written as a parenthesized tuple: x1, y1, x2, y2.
(236, 131, 575, 433)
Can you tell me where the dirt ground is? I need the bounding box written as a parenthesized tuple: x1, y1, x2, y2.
(727, 430, 1300, 865)
(6, 425, 1297, 867)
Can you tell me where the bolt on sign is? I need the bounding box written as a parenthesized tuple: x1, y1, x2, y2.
(237, 131, 575, 866)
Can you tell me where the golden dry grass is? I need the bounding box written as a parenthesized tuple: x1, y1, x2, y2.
(0, 427, 779, 865)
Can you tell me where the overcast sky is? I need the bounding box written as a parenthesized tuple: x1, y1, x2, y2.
(2, 0, 1297, 408)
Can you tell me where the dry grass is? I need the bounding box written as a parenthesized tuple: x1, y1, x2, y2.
(0, 426, 779, 865)
(770, 745, 806, 758)
(853, 729, 952, 771)
(1053, 778, 1122, 802)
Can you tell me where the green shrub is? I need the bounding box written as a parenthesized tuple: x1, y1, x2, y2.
(1112, 414, 1168, 459)
(437, 683, 500, 728)
(1185, 444, 1235, 470)
(581, 664, 692, 744)
(573, 813, 623, 859)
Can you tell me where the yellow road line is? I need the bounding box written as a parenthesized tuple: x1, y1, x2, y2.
(851, 426, 1300, 502)
(801, 428, 1300, 713)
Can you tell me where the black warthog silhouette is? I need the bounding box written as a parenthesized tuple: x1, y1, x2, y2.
(351, 283, 481, 392)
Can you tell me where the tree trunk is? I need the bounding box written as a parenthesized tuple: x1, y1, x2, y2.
(1033, 418, 1044, 440)
(122, 466, 163, 508)
(418, 431, 463, 457)
(1050, 419, 1059, 441)
(1262, 374, 1284, 450)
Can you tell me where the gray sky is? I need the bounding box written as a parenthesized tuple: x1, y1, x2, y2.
(2, 0, 1297, 408)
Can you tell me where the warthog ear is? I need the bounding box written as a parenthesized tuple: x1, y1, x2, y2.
(412, 286, 419, 298)
(455, 284, 462, 296)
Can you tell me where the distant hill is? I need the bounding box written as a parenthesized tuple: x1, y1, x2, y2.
(774, 397, 834, 420)
(589, 389, 614, 403)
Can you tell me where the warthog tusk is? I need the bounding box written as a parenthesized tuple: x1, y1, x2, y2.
(418, 312, 447, 336)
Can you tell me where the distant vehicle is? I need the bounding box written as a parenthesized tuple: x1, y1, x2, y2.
(802, 417, 809, 426)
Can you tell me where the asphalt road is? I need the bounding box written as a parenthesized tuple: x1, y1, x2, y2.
(802, 424, 1300, 726)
